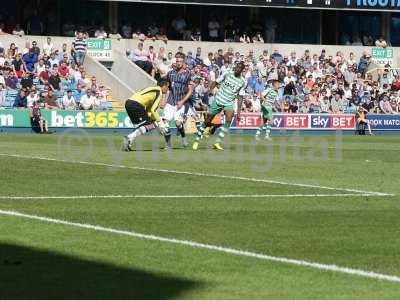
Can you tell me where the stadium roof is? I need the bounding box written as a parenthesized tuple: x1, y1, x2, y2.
(96, 0, 400, 12)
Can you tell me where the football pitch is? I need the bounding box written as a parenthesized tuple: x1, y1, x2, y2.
(0, 133, 399, 299)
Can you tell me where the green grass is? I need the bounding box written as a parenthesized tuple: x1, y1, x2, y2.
(0, 133, 400, 299)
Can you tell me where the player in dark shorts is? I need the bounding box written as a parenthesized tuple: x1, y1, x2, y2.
(123, 79, 170, 151)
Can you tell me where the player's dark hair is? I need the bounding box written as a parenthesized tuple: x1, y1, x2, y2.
(236, 61, 245, 69)
(157, 78, 169, 87)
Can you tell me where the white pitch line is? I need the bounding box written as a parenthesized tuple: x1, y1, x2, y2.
(1, 209, 399, 283)
(0, 193, 388, 200)
(0, 153, 393, 197)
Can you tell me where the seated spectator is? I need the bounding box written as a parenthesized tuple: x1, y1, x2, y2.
(48, 52, 59, 67)
(43, 89, 59, 109)
(35, 59, 46, 75)
(95, 26, 108, 39)
(129, 42, 153, 74)
(148, 46, 157, 64)
(21, 72, 34, 90)
(31, 101, 49, 134)
(43, 37, 54, 56)
(121, 22, 132, 39)
(13, 90, 27, 108)
(12, 53, 26, 78)
(73, 87, 84, 104)
(90, 76, 98, 92)
(375, 36, 388, 48)
(39, 64, 50, 84)
(79, 90, 96, 110)
(62, 90, 76, 110)
(22, 49, 38, 73)
(48, 70, 61, 92)
(26, 89, 40, 108)
(109, 27, 122, 40)
(5, 70, 18, 89)
(0, 83, 5, 106)
(78, 71, 90, 89)
(12, 24, 25, 36)
(379, 94, 394, 114)
(7, 43, 17, 60)
(58, 61, 70, 79)
(320, 96, 331, 113)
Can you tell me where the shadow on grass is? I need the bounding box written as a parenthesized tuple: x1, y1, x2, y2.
(0, 242, 201, 300)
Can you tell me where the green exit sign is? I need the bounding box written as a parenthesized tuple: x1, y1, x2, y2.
(372, 48, 393, 59)
(87, 39, 112, 51)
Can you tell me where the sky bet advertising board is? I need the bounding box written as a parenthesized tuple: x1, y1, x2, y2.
(118, 0, 400, 11)
(232, 113, 400, 131)
(1, 110, 400, 131)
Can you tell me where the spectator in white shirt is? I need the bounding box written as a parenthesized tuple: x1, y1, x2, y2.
(79, 90, 96, 110)
(43, 37, 54, 56)
(62, 90, 76, 110)
(26, 90, 40, 108)
(129, 42, 153, 74)
(95, 26, 108, 39)
(48, 52, 59, 67)
(35, 59, 46, 75)
(375, 36, 388, 48)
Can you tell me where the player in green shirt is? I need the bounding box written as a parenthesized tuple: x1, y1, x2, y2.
(256, 79, 280, 141)
(193, 62, 246, 151)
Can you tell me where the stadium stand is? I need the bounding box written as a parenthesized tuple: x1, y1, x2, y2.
(127, 42, 400, 115)
(0, 39, 117, 111)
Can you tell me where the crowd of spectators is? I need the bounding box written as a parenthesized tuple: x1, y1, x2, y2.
(0, 33, 112, 111)
(129, 43, 400, 115)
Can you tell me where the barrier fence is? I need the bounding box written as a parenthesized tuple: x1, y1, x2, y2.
(1, 110, 400, 131)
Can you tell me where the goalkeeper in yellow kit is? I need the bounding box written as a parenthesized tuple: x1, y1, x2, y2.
(123, 78, 170, 151)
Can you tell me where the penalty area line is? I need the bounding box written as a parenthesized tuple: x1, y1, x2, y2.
(0, 193, 392, 200)
(0, 208, 400, 283)
(0, 153, 393, 197)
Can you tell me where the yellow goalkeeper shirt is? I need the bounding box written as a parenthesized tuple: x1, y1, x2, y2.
(129, 86, 162, 122)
